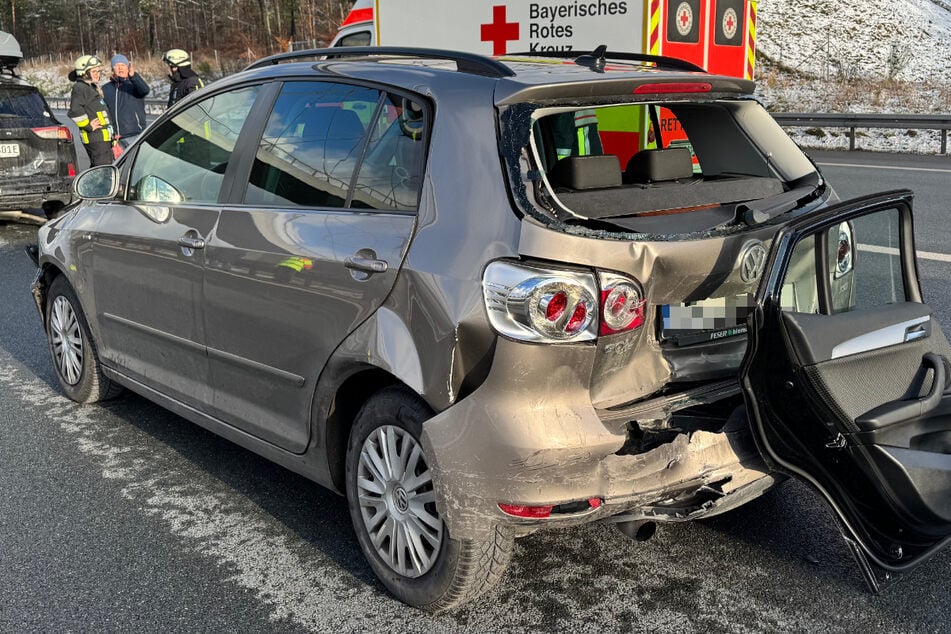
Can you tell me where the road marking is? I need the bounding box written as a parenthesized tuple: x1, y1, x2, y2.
(0, 360, 396, 629)
(817, 161, 951, 174)
(859, 243, 951, 263)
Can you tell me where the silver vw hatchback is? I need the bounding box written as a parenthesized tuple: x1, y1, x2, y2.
(30, 47, 951, 611)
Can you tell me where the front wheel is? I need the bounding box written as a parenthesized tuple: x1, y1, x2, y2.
(45, 275, 122, 403)
(345, 386, 513, 612)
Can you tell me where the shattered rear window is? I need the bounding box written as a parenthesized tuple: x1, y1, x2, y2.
(0, 85, 52, 128)
(512, 99, 818, 237)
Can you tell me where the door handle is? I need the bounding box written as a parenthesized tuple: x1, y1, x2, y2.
(177, 236, 206, 250)
(345, 256, 388, 274)
(905, 324, 928, 342)
(855, 353, 948, 431)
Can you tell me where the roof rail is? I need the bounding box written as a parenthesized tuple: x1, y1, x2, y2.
(245, 46, 516, 78)
(504, 49, 706, 73)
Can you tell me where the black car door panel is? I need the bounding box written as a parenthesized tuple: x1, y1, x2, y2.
(742, 190, 951, 591)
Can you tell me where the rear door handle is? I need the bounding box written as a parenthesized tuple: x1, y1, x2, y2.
(177, 236, 206, 250)
(905, 324, 928, 342)
(345, 256, 388, 273)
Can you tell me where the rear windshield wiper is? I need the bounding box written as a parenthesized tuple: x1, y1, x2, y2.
(737, 184, 819, 225)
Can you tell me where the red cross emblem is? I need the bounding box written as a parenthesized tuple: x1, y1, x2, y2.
(675, 2, 693, 36)
(481, 5, 519, 55)
(723, 7, 738, 39)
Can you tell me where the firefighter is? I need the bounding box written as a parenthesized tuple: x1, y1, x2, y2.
(553, 109, 603, 160)
(163, 48, 204, 107)
(67, 55, 116, 167)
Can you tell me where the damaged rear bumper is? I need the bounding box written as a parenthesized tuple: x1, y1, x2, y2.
(420, 339, 772, 541)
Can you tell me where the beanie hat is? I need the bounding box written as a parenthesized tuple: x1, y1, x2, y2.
(111, 54, 129, 66)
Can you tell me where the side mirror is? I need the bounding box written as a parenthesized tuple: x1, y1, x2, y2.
(72, 165, 120, 200)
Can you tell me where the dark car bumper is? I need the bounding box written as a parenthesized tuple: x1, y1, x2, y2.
(0, 175, 72, 218)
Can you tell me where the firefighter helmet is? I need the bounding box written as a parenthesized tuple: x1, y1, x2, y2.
(162, 49, 191, 67)
(73, 54, 102, 76)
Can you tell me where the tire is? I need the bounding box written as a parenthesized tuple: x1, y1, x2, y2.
(45, 275, 122, 403)
(345, 386, 513, 612)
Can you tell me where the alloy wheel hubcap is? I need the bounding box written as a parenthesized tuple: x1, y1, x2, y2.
(50, 295, 84, 385)
(357, 425, 443, 578)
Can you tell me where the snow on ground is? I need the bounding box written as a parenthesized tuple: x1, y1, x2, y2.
(757, 0, 951, 83)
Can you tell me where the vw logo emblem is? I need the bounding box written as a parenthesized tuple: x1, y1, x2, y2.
(739, 241, 768, 283)
(394, 486, 409, 513)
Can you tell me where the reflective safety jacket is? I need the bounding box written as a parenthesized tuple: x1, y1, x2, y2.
(168, 67, 204, 107)
(68, 80, 115, 145)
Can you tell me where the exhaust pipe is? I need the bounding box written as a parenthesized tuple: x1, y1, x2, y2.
(615, 519, 657, 542)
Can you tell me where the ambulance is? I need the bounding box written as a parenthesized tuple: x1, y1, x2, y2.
(329, 0, 758, 164)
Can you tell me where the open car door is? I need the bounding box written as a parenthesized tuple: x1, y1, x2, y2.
(742, 190, 951, 592)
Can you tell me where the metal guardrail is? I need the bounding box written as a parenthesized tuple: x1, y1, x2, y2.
(46, 96, 167, 116)
(46, 94, 950, 155)
(771, 112, 951, 154)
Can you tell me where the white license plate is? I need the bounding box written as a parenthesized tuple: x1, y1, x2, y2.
(660, 295, 754, 345)
(0, 143, 20, 157)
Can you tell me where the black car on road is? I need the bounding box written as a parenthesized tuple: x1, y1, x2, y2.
(0, 38, 77, 223)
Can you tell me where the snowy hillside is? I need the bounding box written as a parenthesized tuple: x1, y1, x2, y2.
(757, 0, 951, 83)
(754, 0, 951, 153)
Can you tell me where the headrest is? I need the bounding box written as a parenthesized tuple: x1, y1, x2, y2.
(625, 147, 693, 183)
(548, 155, 621, 190)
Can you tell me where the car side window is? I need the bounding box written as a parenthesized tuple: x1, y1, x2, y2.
(244, 84, 427, 212)
(245, 81, 378, 209)
(782, 207, 907, 314)
(349, 94, 426, 212)
(128, 86, 260, 204)
(335, 31, 372, 47)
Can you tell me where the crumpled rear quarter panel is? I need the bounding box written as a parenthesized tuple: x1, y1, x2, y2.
(420, 338, 771, 541)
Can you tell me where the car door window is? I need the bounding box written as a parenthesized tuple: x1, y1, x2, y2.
(782, 208, 906, 314)
(245, 83, 427, 212)
(245, 82, 378, 208)
(128, 86, 260, 204)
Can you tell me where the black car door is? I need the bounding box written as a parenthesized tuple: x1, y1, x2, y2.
(742, 190, 951, 591)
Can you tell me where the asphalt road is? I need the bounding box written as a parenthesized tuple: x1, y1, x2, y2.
(1, 151, 950, 633)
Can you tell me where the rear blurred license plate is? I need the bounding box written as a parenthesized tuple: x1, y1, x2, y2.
(660, 295, 753, 346)
(0, 143, 20, 157)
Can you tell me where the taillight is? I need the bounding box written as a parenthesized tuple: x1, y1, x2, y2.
(483, 261, 599, 343)
(483, 261, 646, 343)
(32, 126, 72, 142)
(599, 272, 646, 336)
(633, 82, 712, 94)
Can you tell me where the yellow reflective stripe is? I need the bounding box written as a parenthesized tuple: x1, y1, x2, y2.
(80, 130, 89, 144)
(649, 0, 661, 56)
(72, 115, 90, 128)
(203, 120, 211, 140)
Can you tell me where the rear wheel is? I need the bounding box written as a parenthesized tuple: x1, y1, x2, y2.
(45, 275, 122, 403)
(345, 386, 513, 612)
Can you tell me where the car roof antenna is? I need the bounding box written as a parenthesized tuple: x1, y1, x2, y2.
(575, 45, 608, 73)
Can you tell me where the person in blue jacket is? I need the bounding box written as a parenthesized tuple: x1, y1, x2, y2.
(101, 54, 150, 149)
